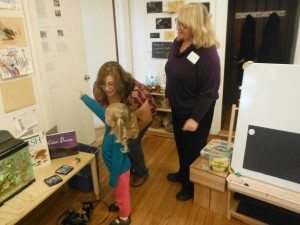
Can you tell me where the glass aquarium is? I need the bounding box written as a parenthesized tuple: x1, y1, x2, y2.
(0, 131, 35, 205)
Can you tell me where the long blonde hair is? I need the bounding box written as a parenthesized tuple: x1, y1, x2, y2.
(178, 3, 219, 48)
(106, 103, 139, 153)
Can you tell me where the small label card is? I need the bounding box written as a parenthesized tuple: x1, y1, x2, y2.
(187, 51, 200, 64)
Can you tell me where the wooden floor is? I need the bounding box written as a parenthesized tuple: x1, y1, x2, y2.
(16, 133, 246, 225)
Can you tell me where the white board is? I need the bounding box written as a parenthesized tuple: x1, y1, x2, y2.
(231, 63, 300, 193)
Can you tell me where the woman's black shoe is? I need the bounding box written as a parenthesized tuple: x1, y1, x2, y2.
(176, 190, 193, 201)
(167, 172, 181, 182)
(108, 203, 119, 212)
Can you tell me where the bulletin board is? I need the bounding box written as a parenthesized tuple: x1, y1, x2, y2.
(231, 63, 300, 193)
(0, 78, 36, 112)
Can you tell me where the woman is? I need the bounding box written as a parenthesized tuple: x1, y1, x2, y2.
(165, 3, 220, 201)
(93, 61, 157, 188)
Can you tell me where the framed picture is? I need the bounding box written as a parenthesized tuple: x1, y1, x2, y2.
(147, 1, 162, 13)
(156, 18, 172, 29)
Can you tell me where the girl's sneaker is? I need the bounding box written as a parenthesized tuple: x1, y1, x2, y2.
(110, 217, 131, 225)
(108, 203, 119, 212)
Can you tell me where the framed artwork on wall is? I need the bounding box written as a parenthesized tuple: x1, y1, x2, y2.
(0, 48, 33, 79)
(147, 1, 162, 13)
(0, 17, 27, 48)
(156, 18, 172, 29)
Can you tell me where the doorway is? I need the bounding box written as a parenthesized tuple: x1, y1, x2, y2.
(222, 0, 299, 130)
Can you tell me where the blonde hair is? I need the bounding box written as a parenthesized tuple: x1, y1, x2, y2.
(178, 3, 219, 48)
(106, 103, 139, 153)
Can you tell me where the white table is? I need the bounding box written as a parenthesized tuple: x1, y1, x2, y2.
(0, 152, 100, 225)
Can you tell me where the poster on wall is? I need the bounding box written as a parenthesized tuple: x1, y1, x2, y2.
(55, 27, 68, 54)
(53, 0, 60, 7)
(0, 48, 33, 79)
(0, 0, 21, 9)
(13, 109, 38, 137)
(147, 1, 162, 13)
(166, 1, 185, 14)
(152, 42, 172, 58)
(156, 18, 172, 29)
(164, 31, 175, 40)
(0, 17, 27, 48)
(0, 77, 36, 112)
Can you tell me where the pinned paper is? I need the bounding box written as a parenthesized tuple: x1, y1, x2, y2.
(166, 1, 185, 14)
(164, 31, 175, 40)
(0, 78, 36, 112)
(0, 17, 27, 48)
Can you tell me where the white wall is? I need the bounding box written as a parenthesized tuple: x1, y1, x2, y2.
(129, 0, 226, 134)
(80, 0, 117, 127)
(128, 0, 300, 134)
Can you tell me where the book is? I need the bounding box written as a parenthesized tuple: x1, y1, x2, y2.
(21, 132, 51, 168)
(46, 131, 78, 159)
(200, 139, 232, 158)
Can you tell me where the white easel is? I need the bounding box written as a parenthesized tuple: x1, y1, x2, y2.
(227, 62, 300, 224)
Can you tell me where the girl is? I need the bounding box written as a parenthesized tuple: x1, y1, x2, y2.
(80, 93, 139, 225)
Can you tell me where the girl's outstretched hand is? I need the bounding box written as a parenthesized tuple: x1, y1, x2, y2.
(79, 90, 84, 98)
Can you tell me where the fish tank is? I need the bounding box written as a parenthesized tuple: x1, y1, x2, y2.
(0, 130, 35, 206)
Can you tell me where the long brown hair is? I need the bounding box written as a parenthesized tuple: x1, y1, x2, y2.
(93, 61, 136, 103)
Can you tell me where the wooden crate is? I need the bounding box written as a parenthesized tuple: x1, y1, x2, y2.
(190, 156, 229, 215)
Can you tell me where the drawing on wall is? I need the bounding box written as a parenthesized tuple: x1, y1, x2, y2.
(166, 1, 185, 14)
(147, 1, 162, 13)
(55, 9, 61, 17)
(0, 17, 27, 48)
(55, 27, 68, 53)
(57, 29, 64, 37)
(0, 0, 21, 9)
(40, 30, 47, 38)
(156, 18, 172, 29)
(53, 0, 60, 7)
(164, 31, 175, 40)
(0, 48, 33, 79)
(13, 109, 38, 136)
(40, 28, 55, 57)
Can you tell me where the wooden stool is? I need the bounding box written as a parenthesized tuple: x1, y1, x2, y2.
(190, 156, 229, 216)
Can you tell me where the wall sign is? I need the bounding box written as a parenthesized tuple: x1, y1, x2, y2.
(150, 33, 160, 38)
(152, 42, 172, 59)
